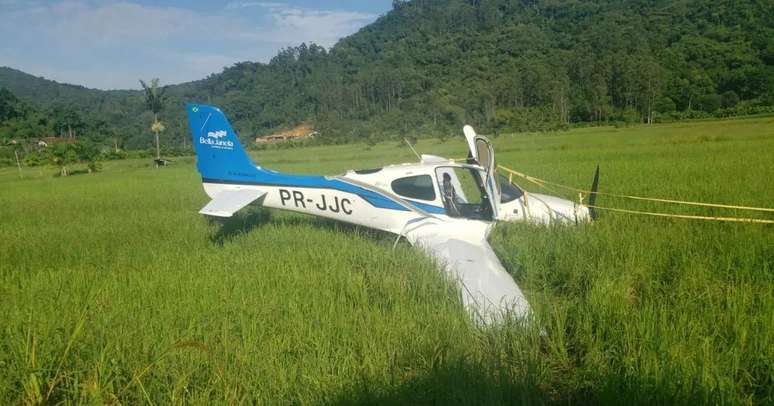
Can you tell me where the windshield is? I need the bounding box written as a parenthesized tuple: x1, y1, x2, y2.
(498, 174, 524, 203)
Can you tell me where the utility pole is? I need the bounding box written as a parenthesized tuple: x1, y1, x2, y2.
(14, 149, 22, 178)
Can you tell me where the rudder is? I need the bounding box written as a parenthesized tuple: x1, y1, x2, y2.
(186, 103, 260, 183)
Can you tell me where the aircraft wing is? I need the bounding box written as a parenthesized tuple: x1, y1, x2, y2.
(199, 188, 266, 217)
(406, 224, 531, 325)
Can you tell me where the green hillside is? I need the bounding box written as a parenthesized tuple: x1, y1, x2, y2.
(0, 67, 148, 147)
(1, 0, 773, 150)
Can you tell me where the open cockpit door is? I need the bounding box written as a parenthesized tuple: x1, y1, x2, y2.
(462, 125, 501, 218)
(463, 125, 496, 173)
(463, 125, 479, 162)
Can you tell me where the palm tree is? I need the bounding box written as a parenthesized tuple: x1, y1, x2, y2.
(139, 78, 167, 162)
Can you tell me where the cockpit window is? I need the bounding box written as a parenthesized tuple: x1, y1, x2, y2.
(498, 174, 524, 203)
(436, 167, 493, 221)
(475, 139, 492, 169)
(391, 175, 436, 201)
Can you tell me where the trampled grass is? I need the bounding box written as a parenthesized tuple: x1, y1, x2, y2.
(1, 116, 773, 404)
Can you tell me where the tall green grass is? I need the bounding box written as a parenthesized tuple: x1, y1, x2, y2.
(1, 116, 773, 404)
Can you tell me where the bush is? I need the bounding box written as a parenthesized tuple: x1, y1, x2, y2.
(23, 152, 46, 166)
(87, 161, 102, 173)
(101, 150, 127, 160)
(495, 106, 568, 133)
(125, 149, 155, 159)
(655, 97, 677, 113)
(721, 91, 740, 108)
(697, 94, 722, 112)
(715, 103, 774, 118)
(621, 107, 641, 125)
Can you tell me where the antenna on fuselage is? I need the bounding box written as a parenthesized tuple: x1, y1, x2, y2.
(404, 138, 422, 162)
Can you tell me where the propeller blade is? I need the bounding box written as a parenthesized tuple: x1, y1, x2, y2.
(588, 164, 600, 220)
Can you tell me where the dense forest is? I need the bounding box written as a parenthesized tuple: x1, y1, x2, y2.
(1, 0, 773, 158)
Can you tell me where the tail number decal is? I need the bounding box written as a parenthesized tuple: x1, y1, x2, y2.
(279, 189, 352, 215)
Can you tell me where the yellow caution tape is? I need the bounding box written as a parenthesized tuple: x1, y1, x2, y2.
(494, 165, 774, 224)
(497, 165, 774, 213)
(587, 205, 774, 224)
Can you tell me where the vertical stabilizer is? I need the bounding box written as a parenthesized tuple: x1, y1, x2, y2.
(186, 103, 260, 183)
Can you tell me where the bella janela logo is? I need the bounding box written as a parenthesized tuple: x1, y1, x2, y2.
(200, 129, 233, 150)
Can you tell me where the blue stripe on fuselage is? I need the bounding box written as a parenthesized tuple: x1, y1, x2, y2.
(405, 199, 447, 214)
(202, 170, 445, 214)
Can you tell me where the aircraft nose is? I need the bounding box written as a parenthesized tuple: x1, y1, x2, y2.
(576, 204, 592, 222)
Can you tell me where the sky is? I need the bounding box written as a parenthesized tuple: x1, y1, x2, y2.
(0, 0, 393, 90)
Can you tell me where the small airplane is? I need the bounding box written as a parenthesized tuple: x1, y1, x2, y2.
(187, 104, 598, 325)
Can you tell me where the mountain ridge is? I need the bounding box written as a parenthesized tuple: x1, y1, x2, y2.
(1, 0, 773, 149)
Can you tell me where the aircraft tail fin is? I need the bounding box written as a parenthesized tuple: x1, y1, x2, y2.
(186, 103, 260, 182)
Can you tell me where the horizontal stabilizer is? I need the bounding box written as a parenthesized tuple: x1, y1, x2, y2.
(199, 189, 266, 217)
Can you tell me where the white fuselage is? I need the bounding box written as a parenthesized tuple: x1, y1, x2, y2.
(202, 181, 430, 234)
(203, 158, 590, 237)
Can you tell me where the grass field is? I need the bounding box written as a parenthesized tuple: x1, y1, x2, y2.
(1, 116, 773, 405)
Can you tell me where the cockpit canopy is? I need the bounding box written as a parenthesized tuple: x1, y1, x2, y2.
(436, 166, 493, 220)
(348, 125, 504, 221)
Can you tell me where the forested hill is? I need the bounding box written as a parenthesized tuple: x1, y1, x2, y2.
(0, 67, 136, 105)
(2, 0, 773, 150)
(0, 66, 158, 148)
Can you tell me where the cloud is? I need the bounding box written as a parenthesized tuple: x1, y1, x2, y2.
(224, 1, 266, 10)
(0, 1, 381, 89)
(5, 1, 242, 45)
(0, 1, 250, 88)
(235, 2, 377, 48)
(0, 0, 43, 10)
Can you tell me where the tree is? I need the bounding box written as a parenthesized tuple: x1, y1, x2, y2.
(139, 78, 167, 162)
(51, 107, 84, 138)
(635, 56, 665, 124)
(721, 90, 739, 108)
(50, 142, 78, 177)
(697, 94, 722, 112)
(0, 88, 22, 122)
(588, 72, 611, 123)
(75, 140, 101, 173)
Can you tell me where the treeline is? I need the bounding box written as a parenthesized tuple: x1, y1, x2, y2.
(0, 87, 124, 141)
(0, 69, 192, 153)
(0, 88, 192, 168)
(1, 0, 773, 151)
(0, 86, 116, 168)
